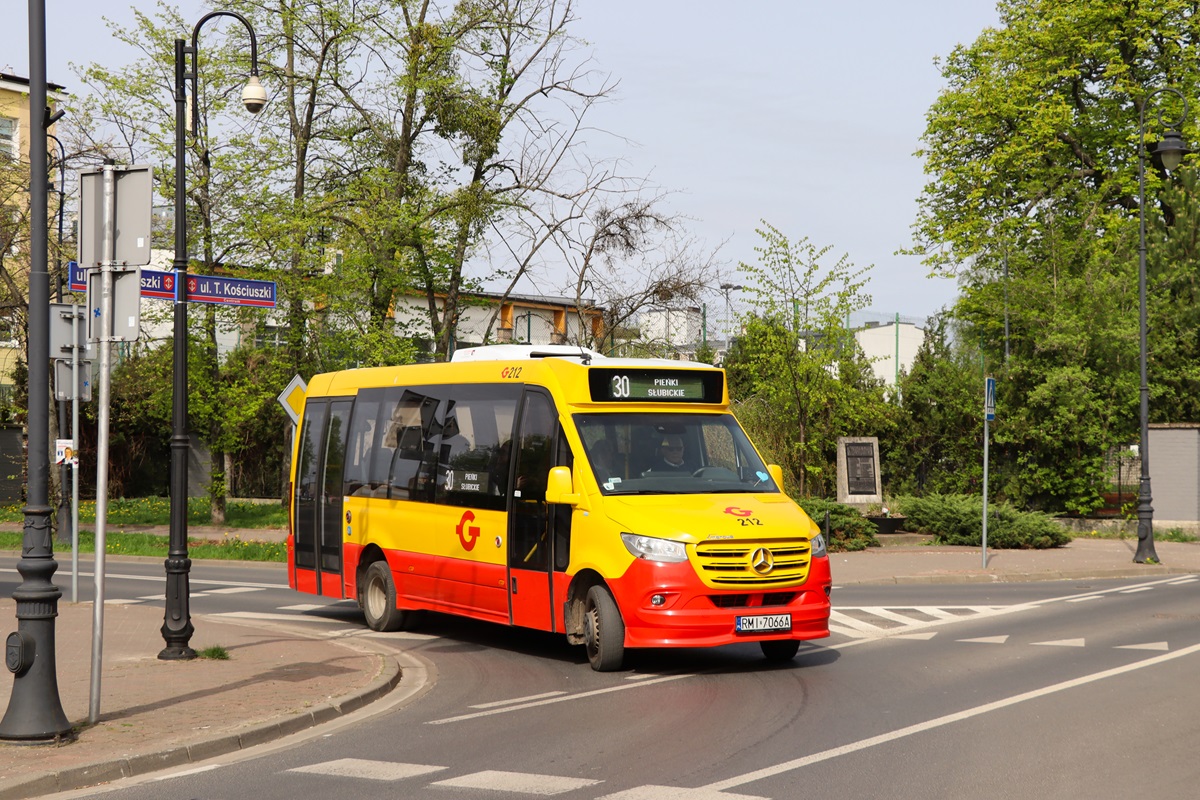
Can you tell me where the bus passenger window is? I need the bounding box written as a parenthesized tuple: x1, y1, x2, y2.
(435, 394, 519, 512)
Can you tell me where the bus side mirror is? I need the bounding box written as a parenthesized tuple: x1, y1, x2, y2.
(545, 466, 580, 505)
(767, 464, 785, 490)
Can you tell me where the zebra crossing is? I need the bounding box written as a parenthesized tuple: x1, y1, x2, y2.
(829, 604, 1010, 639)
(285, 759, 760, 799)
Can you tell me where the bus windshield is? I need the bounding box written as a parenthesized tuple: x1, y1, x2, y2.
(573, 412, 779, 495)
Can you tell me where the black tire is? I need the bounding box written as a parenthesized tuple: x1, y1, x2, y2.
(362, 561, 406, 632)
(584, 585, 625, 671)
(760, 639, 801, 663)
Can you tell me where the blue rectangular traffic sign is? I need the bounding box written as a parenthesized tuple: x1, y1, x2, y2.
(985, 376, 996, 421)
(70, 261, 275, 308)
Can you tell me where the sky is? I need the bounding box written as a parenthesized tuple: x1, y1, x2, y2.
(3, 0, 1002, 323)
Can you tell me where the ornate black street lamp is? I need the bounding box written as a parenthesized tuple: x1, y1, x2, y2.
(0, 0, 72, 742)
(162, 10, 266, 660)
(1134, 88, 1193, 565)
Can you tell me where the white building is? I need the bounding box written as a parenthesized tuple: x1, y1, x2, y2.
(393, 292, 603, 353)
(854, 319, 924, 388)
(638, 307, 703, 348)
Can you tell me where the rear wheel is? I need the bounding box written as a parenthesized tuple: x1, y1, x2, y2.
(760, 639, 801, 663)
(584, 585, 625, 671)
(363, 561, 407, 632)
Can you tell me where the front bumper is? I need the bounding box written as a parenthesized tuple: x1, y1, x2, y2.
(607, 555, 832, 648)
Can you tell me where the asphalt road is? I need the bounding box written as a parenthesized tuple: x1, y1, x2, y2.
(14, 559, 1200, 800)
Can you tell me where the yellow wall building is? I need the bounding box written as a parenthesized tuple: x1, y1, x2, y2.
(0, 71, 66, 404)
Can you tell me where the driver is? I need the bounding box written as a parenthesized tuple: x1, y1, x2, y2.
(655, 435, 689, 472)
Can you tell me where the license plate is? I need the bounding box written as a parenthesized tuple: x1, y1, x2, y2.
(736, 614, 791, 633)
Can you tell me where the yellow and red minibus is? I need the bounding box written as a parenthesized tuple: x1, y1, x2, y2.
(287, 344, 831, 670)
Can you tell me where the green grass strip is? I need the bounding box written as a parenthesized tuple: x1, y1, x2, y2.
(0, 530, 286, 562)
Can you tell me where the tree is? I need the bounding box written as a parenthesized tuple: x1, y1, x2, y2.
(725, 223, 892, 497)
(886, 317, 983, 497)
(908, 0, 1200, 511)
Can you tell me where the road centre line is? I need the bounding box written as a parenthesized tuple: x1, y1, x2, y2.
(702, 641, 1200, 792)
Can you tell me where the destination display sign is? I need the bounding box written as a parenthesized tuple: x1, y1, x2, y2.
(587, 368, 724, 404)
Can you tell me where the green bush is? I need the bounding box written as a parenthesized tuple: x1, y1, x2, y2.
(898, 494, 1069, 549)
(797, 497, 880, 552)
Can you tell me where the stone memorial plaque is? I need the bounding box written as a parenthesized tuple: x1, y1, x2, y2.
(845, 443, 877, 495)
(836, 436, 882, 506)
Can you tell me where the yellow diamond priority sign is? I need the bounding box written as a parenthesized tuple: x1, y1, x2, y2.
(277, 374, 308, 426)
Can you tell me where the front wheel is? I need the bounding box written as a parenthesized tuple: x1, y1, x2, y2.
(760, 639, 801, 663)
(584, 585, 625, 671)
(362, 561, 407, 632)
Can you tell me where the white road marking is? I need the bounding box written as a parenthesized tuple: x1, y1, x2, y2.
(1119, 586, 1154, 594)
(203, 586, 263, 594)
(909, 606, 967, 620)
(470, 691, 567, 709)
(893, 632, 938, 640)
(1032, 638, 1086, 647)
(429, 673, 696, 725)
(958, 635, 1009, 644)
(288, 758, 445, 781)
(861, 607, 941, 625)
(828, 623, 867, 638)
(702, 642, 1200, 792)
(827, 612, 888, 633)
(152, 764, 222, 780)
(1067, 595, 1103, 603)
(1116, 642, 1170, 651)
(210, 611, 319, 622)
(830, 605, 1012, 639)
(280, 603, 328, 611)
(599, 786, 766, 800)
(431, 770, 600, 795)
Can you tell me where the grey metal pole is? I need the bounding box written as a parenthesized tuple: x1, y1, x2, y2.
(71, 309, 80, 604)
(89, 165, 118, 725)
(982, 416, 989, 569)
(0, 0, 73, 742)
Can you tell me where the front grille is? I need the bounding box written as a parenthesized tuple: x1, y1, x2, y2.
(693, 538, 812, 588)
(709, 592, 797, 609)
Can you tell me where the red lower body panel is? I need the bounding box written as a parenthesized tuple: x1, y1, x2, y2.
(607, 556, 832, 649)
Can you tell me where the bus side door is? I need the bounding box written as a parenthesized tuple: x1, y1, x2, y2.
(293, 397, 352, 598)
(508, 389, 561, 631)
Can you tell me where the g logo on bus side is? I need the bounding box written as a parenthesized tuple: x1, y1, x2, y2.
(456, 510, 481, 551)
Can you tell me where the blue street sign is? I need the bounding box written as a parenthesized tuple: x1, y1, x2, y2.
(184, 273, 276, 307)
(985, 376, 996, 421)
(70, 261, 275, 308)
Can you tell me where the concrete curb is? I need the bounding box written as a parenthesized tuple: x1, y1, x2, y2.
(0, 640, 404, 800)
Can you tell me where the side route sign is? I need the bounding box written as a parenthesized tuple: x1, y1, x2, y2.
(69, 261, 275, 308)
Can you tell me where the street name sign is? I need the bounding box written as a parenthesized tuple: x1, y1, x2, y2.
(69, 261, 275, 308)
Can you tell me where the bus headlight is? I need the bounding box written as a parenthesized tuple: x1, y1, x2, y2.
(811, 533, 827, 558)
(620, 533, 688, 563)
